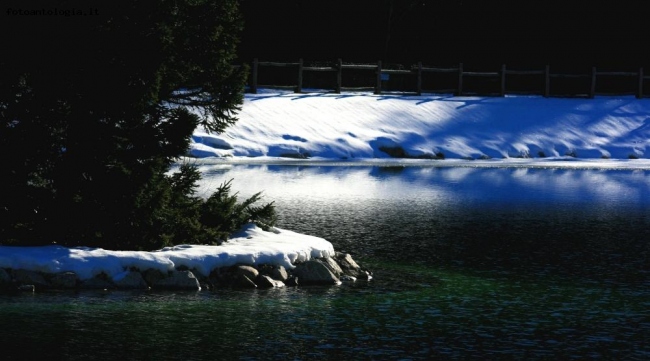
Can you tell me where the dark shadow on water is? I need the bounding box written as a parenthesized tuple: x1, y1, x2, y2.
(369, 166, 406, 177)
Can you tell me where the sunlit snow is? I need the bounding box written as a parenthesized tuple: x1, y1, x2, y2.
(191, 89, 650, 166)
(0, 224, 333, 281)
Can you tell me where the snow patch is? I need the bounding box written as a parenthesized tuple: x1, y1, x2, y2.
(0, 224, 335, 280)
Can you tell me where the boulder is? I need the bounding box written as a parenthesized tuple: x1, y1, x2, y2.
(18, 285, 35, 292)
(292, 260, 340, 285)
(258, 264, 289, 282)
(256, 275, 285, 288)
(334, 252, 372, 279)
(334, 252, 363, 278)
(208, 267, 228, 286)
(142, 268, 166, 286)
(221, 265, 261, 288)
(356, 270, 373, 280)
(80, 276, 115, 290)
(0, 268, 11, 286)
(153, 270, 201, 291)
(321, 257, 344, 277)
(340, 275, 357, 282)
(234, 265, 259, 280)
(234, 274, 257, 289)
(272, 266, 289, 282)
(189, 268, 209, 282)
(113, 271, 148, 290)
(49, 272, 78, 289)
(12, 269, 49, 288)
(285, 276, 299, 287)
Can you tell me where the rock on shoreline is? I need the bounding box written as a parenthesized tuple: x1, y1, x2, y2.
(0, 252, 371, 292)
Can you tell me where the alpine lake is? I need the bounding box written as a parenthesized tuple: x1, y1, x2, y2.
(2, 161, 649, 360)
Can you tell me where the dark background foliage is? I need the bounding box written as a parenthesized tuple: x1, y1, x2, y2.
(236, 0, 647, 70)
(1, 0, 274, 250)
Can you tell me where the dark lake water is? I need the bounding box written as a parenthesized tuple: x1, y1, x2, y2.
(2, 163, 649, 360)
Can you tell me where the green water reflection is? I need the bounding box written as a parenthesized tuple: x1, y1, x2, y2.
(1, 260, 648, 360)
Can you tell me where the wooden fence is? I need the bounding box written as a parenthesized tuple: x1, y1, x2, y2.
(244, 58, 648, 98)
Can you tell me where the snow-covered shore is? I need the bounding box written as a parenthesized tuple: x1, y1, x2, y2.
(190, 89, 650, 162)
(0, 224, 366, 291)
(0, 224, 333, 282)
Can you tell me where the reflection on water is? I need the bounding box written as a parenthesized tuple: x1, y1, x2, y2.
(194, 163, 650, 206)
(2, 165, 649, 360)
(195, 165, 650, 282)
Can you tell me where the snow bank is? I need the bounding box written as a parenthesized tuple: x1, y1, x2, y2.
(0, 224, 335, 280)
(190, 89, 650, 161)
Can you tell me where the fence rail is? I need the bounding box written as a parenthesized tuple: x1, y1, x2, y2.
(245, 58, 648, 99)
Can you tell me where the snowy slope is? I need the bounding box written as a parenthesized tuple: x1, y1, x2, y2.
(191, 89, 650, 161)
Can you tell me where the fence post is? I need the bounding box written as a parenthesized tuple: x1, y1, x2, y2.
(456, 63, 463, 96)
(544, 65, 550, 97)
(500, 64, 506, 97)
(417, 62, 422, 96)
(251, 58, 258, 94)
(296, 58, 303, 93)
(638, 67, 644, 99)
(589, 66, 596, 98)
(375, 60, 382, 94)
(336, 58, 342, 94)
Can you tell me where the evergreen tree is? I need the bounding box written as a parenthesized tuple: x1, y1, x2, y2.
(0, 0, 274, 250)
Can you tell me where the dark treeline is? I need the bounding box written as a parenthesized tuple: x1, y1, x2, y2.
(237, 0, 647, 71)
(1, 0, 277, 250)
